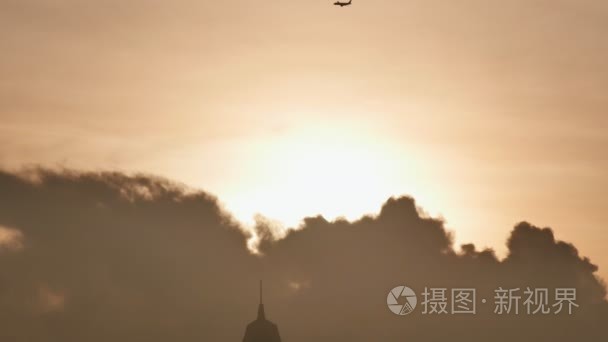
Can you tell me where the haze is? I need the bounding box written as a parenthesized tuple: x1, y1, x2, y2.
(1, 0, 607, 280)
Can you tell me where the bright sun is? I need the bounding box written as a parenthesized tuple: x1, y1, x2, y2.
(219, 124, 437, 231)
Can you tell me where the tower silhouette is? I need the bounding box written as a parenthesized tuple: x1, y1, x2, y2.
(242, 281, 282, 342)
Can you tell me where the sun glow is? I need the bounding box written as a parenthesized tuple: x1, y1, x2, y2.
(218, 123, 435, 231)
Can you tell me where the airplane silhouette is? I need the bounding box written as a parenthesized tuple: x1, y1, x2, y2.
(334, 0, 352, 7)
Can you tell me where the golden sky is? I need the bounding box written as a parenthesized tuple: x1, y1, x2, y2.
(1, 0, 607, 278)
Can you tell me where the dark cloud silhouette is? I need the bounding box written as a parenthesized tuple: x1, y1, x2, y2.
(0, 168, 606, 341)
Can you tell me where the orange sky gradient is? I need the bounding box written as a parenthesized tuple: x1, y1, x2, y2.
(1, 0, 607, 279)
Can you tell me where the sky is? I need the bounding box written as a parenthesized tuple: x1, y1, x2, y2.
(1, 0, 607, 281)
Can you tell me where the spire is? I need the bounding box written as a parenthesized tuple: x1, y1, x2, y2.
(243, 281, 282, 342)
(257, 280, 266, 320)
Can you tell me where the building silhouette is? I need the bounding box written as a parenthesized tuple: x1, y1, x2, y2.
(242, 281, 282, 342)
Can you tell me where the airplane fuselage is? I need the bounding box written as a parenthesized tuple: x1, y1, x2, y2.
(334, 1, 352, 7)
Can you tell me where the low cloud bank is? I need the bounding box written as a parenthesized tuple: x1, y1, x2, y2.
(0, 169, 606, 341)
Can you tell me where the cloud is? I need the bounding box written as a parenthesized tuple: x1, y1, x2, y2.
(0, 168, 606, 341)
(36, 284, 66, 313)
(0, 225, 24, 252)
